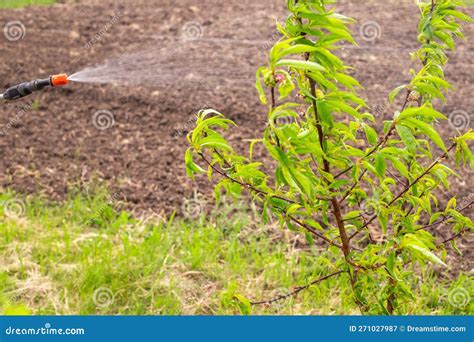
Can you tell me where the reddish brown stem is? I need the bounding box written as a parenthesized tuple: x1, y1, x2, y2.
(308, 79, 353, 272)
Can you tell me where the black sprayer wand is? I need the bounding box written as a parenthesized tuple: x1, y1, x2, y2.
(0, 74, 69, 101)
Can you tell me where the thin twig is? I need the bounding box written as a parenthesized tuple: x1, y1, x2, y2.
(387, 169, 408, 187)
(206, 150, 331, 202)
(250, 270, 344, 305)
(199, 153, 300, 204)
(339, 169, 367, 205)
(288, 215, 342, 249)
(416, 199, 474, 231)
(199, 153, 340, 248)
(441, 228, 470, 244)
(349, 143, 456, 240)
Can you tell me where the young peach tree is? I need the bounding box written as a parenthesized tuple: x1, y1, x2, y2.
(185, 0, 473, 314)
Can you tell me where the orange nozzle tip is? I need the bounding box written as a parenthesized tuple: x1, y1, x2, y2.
(51, 74, 69, 87)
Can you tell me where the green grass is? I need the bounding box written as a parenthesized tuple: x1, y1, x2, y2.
(0, 0, 56, 8)
(0, 188, 471, 315)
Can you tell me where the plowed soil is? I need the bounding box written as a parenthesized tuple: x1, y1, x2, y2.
(1, 0, 472, 258)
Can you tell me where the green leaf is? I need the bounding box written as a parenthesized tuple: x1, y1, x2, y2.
(398, 106, 447, 121)
(375, 153, 387, 177)
(389, 85, 407, 104)
(287, 220, 299, 232)
(255, 67, 268, 105)
(325, 99, 361, 119)
(444, 9, 473, 23)
(396, 125, 417, 153)
(319, 24, 357, 45)
(191, 112, 234, 144)
(446, 197, 457, 211)
(450, 240, 462, 256)
(415, 75, 451, 89)
(386, 251, 396, 276)
(306, 219, 325, 231)
(413, 82, 446, 103)
(277, 72, 296, 100)
(274, 44, 319, 62)
(334, 73, 362, 90)
(402, 118, 447, 153)
(317, 101, 334, 126)
(429, 212, 443, 224)
(308, 71, 338, 91)
(361, 160, 379, 178)
(305, 231, 314, 245)
(386, 155, 410, 180)
(275, 59, 326, 72)
(363, 124, 378, 145)
(401, 234, 447, 266)
(233, 294, 252, 315)
(199, 133, 233, 151)
(185, 148, 205, 179)
(407, 244, 447, 266)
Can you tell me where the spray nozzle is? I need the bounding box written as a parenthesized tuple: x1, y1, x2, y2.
(51, 74, 69, 87)
(0, 74, 69, 101)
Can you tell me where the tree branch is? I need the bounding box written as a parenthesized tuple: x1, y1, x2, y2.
(349, 142, 457, 240)
(416, 199, 474, 231)
(199, 152, 302, 205)
(198, 152, 339, 248)
(288, 215, 342, 249)
(339, 169, 367, 205)
(308, 79, 354, 267)
(250, 270, 344, 305)
(441, 228, 470, 244)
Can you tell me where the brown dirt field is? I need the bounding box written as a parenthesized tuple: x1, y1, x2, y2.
(0, 1, 472, 266)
